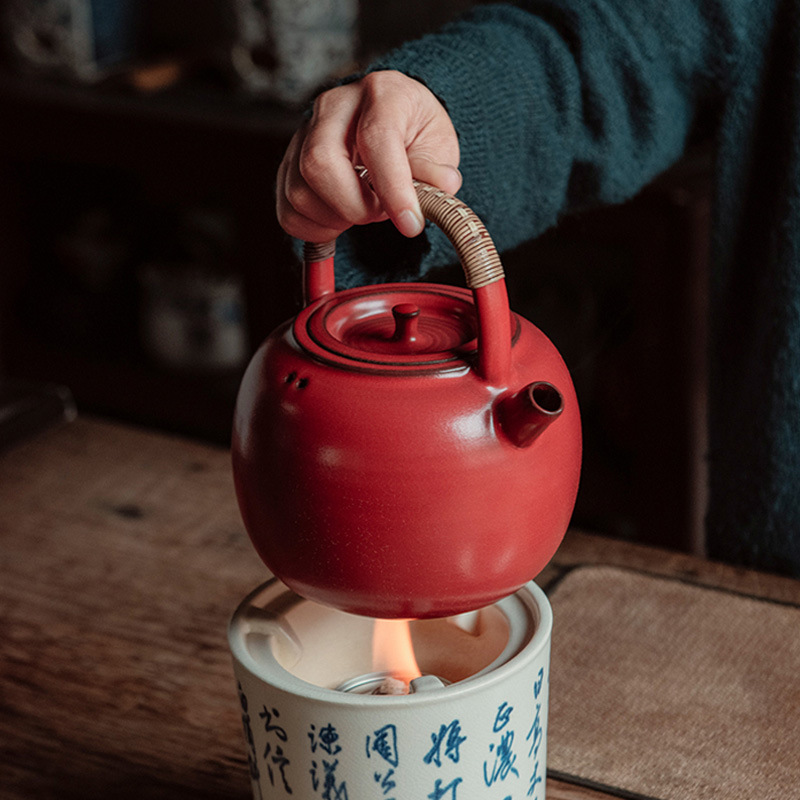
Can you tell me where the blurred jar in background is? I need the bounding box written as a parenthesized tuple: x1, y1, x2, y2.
(137, 209, 248, 374)
(231, 0, 359, 105)
(4, 0, 140, 82)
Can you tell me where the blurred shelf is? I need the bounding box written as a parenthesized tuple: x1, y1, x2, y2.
(0, 69, 302, 137)
(0, 71, 302, 195)
(0, 68, 301, 444)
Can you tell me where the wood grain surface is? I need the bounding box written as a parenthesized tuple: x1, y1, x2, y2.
(2, 417, 798, 799)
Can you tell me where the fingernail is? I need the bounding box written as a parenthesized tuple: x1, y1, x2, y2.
(397, 208, 424, 237)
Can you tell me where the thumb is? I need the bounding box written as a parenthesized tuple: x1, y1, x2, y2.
(408, 157, 463, 196)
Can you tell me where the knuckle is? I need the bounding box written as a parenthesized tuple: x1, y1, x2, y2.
(312, 83, 349, 115)
(298, 141, 336, 187)
(362, 70, 417, 108)
(359, 70, 387, 98)
(277, 206, 307, 239)
(280, 207, 338, 243)
(356, 118, 396, 151)
(361, 69, 405, 94)
(351, 206, 376, 227)
(284, 182, 310, 216)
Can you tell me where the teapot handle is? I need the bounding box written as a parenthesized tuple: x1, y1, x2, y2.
(302, 176, 511, 385)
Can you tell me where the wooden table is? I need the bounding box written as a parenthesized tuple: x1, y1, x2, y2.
(3, 418, 799, 799)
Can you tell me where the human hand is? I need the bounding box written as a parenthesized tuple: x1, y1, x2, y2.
(276, 70, 462, 243)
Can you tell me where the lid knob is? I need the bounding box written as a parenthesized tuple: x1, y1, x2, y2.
(303, 173, 511, 384)
(391, 303, 420, 346)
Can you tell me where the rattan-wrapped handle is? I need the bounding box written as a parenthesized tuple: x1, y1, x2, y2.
(303, 171, 505, 293)
(412, 179, 505, 289)
(302, 170, 511, 384)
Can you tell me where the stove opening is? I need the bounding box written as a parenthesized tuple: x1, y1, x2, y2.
(262, 596, 512, 692)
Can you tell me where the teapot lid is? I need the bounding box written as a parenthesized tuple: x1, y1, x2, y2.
(293, 283, 487, 374)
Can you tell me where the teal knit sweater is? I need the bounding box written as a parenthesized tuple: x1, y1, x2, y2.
(332, 0, 800, 577)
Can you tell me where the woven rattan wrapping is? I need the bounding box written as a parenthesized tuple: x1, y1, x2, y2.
(547, 565, 800, 800)
(303, 240, 336, 262)
(315, 167, 505, 289)
(413, 180, 505, 289)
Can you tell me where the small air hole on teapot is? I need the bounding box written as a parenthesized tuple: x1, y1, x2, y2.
(296, 377, 310, 389)
(284, 372, 297, 383)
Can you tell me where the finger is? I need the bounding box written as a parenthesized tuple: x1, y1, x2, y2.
(278, 197, 367, 243)
(298, 87, 383, 225)
(407, 157, 463, 196)
(356, 113, 425, 238)
(278, 143, 357, 237)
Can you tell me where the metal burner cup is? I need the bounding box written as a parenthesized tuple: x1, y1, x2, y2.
(228, 580, 552, 800)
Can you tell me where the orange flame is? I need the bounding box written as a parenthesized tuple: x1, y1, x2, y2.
(372, 619, 422, 684)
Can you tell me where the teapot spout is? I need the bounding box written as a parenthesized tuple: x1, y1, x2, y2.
(497, 381, 564, 448)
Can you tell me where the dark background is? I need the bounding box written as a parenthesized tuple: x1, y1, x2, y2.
(0, 0, 712, 555)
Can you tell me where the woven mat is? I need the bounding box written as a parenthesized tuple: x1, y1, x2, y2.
(546, 565, 800, 800)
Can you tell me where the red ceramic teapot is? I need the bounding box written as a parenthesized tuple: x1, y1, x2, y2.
(232, 177, 581, 619)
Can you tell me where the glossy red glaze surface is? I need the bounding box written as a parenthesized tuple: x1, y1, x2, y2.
(232, 279, 582, 619)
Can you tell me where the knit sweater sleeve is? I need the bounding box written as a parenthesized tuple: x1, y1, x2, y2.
(331, 0, 755, 287)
